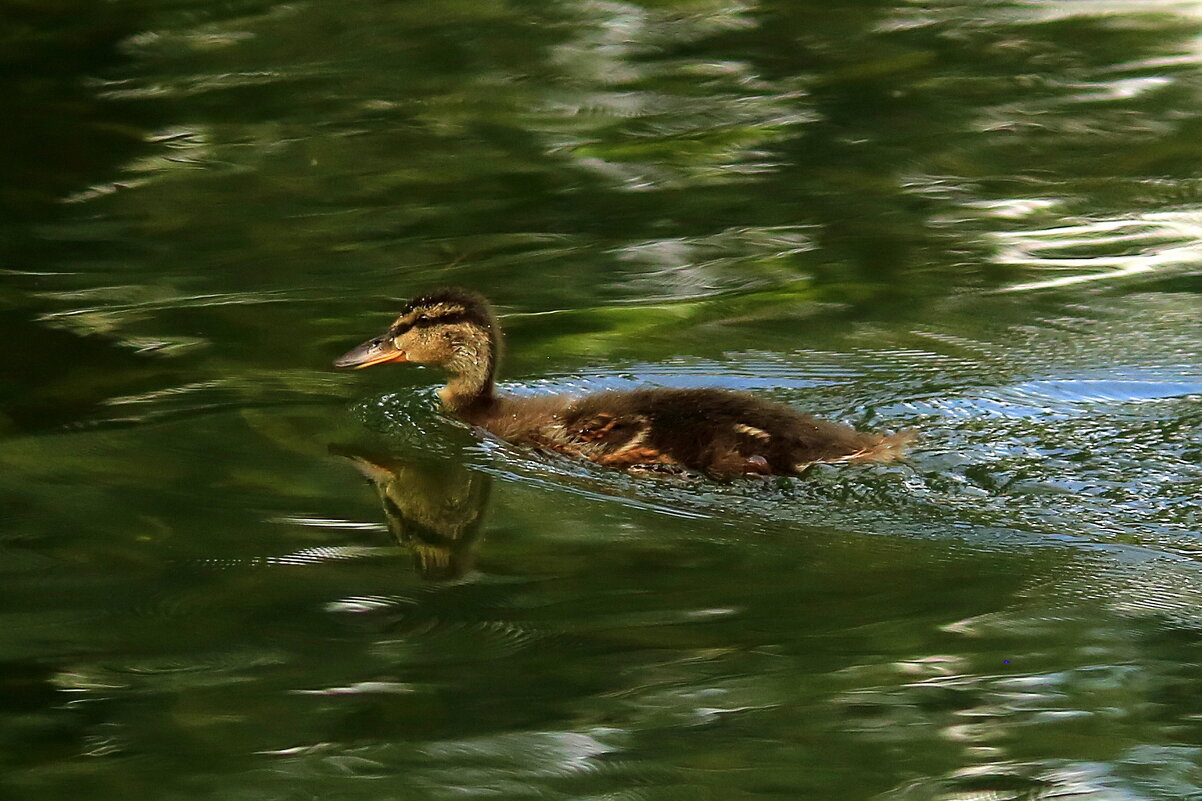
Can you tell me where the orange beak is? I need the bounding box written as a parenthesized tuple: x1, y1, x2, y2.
(333, 336, 408, 369)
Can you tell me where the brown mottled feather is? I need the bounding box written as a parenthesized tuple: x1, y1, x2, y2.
(335, 289, 915, 479)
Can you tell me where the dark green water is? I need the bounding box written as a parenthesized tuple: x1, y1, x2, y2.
(3, 1, 1202, 798)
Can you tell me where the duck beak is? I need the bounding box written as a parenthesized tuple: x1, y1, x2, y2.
(333, 336, 408, 369)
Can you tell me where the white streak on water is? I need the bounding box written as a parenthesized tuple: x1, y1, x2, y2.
(992, 210, 1202, 292)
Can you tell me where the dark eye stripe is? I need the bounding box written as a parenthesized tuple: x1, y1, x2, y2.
(390, 311, 479, 337)
(418, 311, 474, 328)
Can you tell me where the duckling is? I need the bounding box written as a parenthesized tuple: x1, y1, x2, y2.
(334, 289, 914, 479)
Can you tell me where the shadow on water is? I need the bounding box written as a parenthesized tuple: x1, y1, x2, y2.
(0, 2, 150, 226)
(0, 1, 183, 434)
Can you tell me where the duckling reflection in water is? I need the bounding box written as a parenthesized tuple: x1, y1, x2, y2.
(335, 289, 914, 479)
(333, 445, 490, 581)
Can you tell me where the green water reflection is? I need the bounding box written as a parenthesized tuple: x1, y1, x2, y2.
(3, 0, 1202, 799)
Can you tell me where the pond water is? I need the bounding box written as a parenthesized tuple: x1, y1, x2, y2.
(3, 1, 1202, 798)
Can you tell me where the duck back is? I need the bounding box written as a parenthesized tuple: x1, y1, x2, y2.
(559, 388, 906, 478)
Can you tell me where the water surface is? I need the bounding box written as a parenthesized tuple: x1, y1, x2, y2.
(3, 1, 1202, 799)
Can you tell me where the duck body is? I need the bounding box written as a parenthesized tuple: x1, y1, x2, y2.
(335, 289, 913, 480)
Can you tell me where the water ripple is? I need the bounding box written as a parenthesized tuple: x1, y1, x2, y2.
(993, 210, 1202, 292)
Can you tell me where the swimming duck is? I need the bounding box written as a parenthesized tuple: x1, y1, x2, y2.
(334, 289, 914, 479)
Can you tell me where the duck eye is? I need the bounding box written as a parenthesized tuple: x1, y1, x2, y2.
(416, 314, 430, 323)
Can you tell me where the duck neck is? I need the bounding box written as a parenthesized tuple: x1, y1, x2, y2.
(439, 370, 495, 415)
(438, 331, 499, 417)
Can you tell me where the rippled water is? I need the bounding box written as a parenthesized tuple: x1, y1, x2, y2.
(3, 1, 1202, 799)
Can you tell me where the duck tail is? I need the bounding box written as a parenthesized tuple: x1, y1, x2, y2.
(799, 429, 917, 471)
(857, 429, 918, 463)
